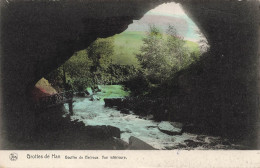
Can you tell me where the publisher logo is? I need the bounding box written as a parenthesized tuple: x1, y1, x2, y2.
(9, 153, 18, 161)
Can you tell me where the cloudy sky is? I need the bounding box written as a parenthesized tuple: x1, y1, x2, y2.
(126, 2, 201, 42)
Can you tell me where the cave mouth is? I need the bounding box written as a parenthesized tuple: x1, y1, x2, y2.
(2, 0, 258, 150)
(31, 2, 238, 151)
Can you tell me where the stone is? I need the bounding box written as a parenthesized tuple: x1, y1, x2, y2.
(204, 137, 215, 144)
(146, 126, 157, 129)
(204, 136, 222, 145)
(85, 125, 121, 139)
(143, 114, 153, 120)
(158, 121, 182, 135)
(104, 98, 123, 107)
(85, 87, 93, 95)
(170, 122, 183, 129)
(76, 92, 86, 97)
(120, 128, 132, 133)
(95, 85, 102, 92)
(120, 108, 130, 114)
(184, 140, 204, 148)
(203, 136, 231, 146)
(196, 135, 207, 142)
(128, 136, 155, 150)
(90, 95, 100, 101)
(170, 143, 187, 149)
(113, 138, 129, 149)
(222, 139, 231, 146)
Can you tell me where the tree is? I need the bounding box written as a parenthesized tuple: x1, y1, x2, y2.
(165, 25, 190, 71)
(47, 36, 139, 91)
(63, 50, 93, 91)
(46, 49, 94, 92)
(132, 24, 198, 96)
(87, 37, 114, 85)
(136, 25, 168, 84)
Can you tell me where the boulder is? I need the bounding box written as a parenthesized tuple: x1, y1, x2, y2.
(142, 114, 153, 120)
(196, 135, 207, 142)
(168, 143, 187, 149)
(205, 137, 216, 144)
(90, 95, 100, 101)
(158, 121, 182, 135)
(128, 136, 155, 150)
(204, 136, 225, 146)
(184, 139, 204, 148)
(113, 138, 129, 149)
(76, 92, 86, 97)
(32, 78, 57, 102)
(197, 136, 231, 147)
(85, 125, 121, 139)
(120, 108, 130, 114)
(170, 122, 183, 129)
(85, 87, 93, 95)
(95, 85, 102, 92)
(120, 128, 132, 133)
(104, 98, 123, 107)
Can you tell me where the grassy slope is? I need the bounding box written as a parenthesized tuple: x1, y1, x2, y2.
(113, 31, 144, 66)
(97, 85, 130, 99)
(112, 31, 200, 66)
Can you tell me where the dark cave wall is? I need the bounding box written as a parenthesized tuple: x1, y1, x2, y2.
(0, 0, 173, 144)
(177, 1, 260, 147)
(0, 0, 259, 148)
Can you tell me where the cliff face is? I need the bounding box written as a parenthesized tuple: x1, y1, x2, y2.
(0, 0, 259, 148)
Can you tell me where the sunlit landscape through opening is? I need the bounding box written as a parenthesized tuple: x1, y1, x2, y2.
(32, 2, 239, 150)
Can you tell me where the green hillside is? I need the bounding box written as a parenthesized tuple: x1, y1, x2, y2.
(112, 31, 200, 66)
(113, 31, 144, 66)
(97, 85, 130, 99)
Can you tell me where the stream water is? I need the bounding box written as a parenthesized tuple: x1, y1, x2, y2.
(64, 96, 239, 150)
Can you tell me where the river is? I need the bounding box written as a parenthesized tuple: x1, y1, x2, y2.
(64, 96, 240, 150)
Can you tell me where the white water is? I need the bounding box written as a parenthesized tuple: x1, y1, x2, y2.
(65, 97, 199, 149)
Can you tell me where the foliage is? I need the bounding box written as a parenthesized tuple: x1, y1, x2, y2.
(87, 37, 114, 72)
(105, 64, 138, 84)
(165, 25, 190, 71)
(136, 25, 167, 83)
(113, 31, 199, 66)
(45, 66, 64, 91)
(46, 37, 138, 92)
(64, 50, 93, 79)
(126, 25, 201, 96)
(86, 37, 115, 86)
(46, 25, 201, 95)
(123, 71, 150, 97)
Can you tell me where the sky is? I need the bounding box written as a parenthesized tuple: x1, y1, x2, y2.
(147, 2, 187, 17)
(126, 2, 201, 42)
